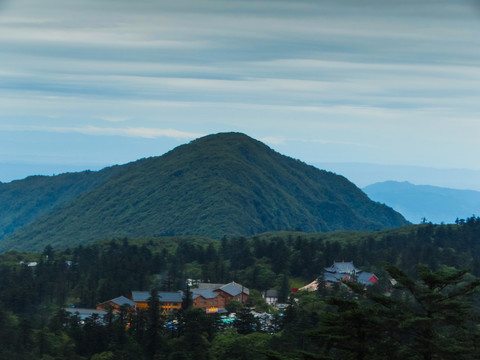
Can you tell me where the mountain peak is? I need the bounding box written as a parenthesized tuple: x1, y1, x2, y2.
(0, 133, 408, 252)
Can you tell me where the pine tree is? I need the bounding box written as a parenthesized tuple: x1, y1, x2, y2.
(310, 264, 480, 360)
(145, 289, 163, 360)
(383, 263, 480, 360)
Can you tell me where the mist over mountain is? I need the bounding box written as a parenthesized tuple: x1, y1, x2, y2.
(363, 181, 480, 224)
(0, 133, 408, 252)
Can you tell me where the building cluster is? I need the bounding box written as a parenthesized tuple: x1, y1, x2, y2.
(94, 281, 249, 315)
(66, 261, 377, 320)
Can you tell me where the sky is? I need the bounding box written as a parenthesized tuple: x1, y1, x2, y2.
(1, 0, 480, 188)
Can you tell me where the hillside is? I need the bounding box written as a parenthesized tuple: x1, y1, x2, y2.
(0, 132, 408, 252)
(364, 181, 480, 224)
(0, 168, 123, 240)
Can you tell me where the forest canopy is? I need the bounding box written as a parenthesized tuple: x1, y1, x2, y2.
(0, 217, 479, 359)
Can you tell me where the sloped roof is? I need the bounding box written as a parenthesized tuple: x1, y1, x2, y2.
(159, 291, 183, 302)
(323, 261, 378, 286)
(197, 283, 224, 290)
(324, 272, 347, 283)
(325, 261, 361, 274)
(192, 289, 218, 300)
(219, 281, 250, 296)
(65, 308, 107, 320)
(131, 291, 150, 302)
(196, 281, 249, 296)
(357, 272, 378, 285)
(99, 296, 136, 307)
(131, 291, 183, 303)
(264, 289, 279, 297)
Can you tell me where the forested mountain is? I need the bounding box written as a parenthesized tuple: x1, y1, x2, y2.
(0, 132, 408, 252)
(0, 168, 122, 240)
(364, 181, 480, 224)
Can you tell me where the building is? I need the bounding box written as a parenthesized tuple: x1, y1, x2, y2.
(131, 291, 183, 312)
(263, 289, 279, 305)
(323, 261, 378, 286)
(300, 261, 378, 291)
(96, 296, 136, 312)
(65, 308, 107, 321)
(191, 288, 224, 310)
(196, 281, 249, 306)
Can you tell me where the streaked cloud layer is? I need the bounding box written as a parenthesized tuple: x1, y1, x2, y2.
(1, 0, 479, 183)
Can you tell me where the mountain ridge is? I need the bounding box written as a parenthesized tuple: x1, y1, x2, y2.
(0, 132, 409, 252)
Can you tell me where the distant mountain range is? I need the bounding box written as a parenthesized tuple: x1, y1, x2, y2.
(315, 162, 480, 192)
(0, 132, 408, 252)
(363, 181, 480, 224)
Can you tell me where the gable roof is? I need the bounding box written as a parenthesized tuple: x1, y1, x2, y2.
(192, 289, 219, 300)
(196, 281, 249, 296)
(99, 296, 136, 308)
(218, 281, 250, 296)
(325, 261, 361, 274)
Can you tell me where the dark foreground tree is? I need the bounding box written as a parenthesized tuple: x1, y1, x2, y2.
(145, 289, 164, 360)
(383, 264, 480, 360)
(311, 264, 480, 360)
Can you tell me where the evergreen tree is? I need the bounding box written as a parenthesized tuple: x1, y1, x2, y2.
(383, 264, 480, 360)
(234, 307, 260, 335)
(278, 273, 290, 303)
(183, 284, 193, 310)
(145, 289, 163, 360)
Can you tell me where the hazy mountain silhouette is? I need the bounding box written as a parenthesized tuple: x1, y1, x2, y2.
(364, 181, 480, 224)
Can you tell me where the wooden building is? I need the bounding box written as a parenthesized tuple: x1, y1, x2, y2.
(96, 296, 136, 312)
(131, 291, 183, 312)
(195, 281, 249, 308)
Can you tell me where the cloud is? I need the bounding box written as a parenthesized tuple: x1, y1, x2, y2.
(261, 135, 376, 148)
(0, 124, 204, 140)
(1, 0, 479, 173)
(260, 136, 286, 145)
(97, 116, 130, 123)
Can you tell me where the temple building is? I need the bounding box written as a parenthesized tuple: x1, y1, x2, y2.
(301, 261, 378, 291)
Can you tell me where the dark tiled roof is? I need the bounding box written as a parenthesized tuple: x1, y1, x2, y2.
(131, 291, 150, 302)
(197, 283, 224, 290)
(323, 261, 378, 286)
(219, 281, 250, 296)
(109, 296, 136, 307)
(192, 289, 218, 300)
(264, 289, 278, 297)
(325, 261, 360, 274)
(65, 308, 107, 320)
(196, 281, 249, 296)
(357, 272, 378, 285)
(131, 291, 183, 303)
(158, 291, 183, 302)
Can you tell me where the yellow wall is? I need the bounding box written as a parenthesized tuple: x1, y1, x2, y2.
(134, 301, 181, 311)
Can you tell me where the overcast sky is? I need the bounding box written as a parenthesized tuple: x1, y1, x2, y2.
(1, 0, 480, 186)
